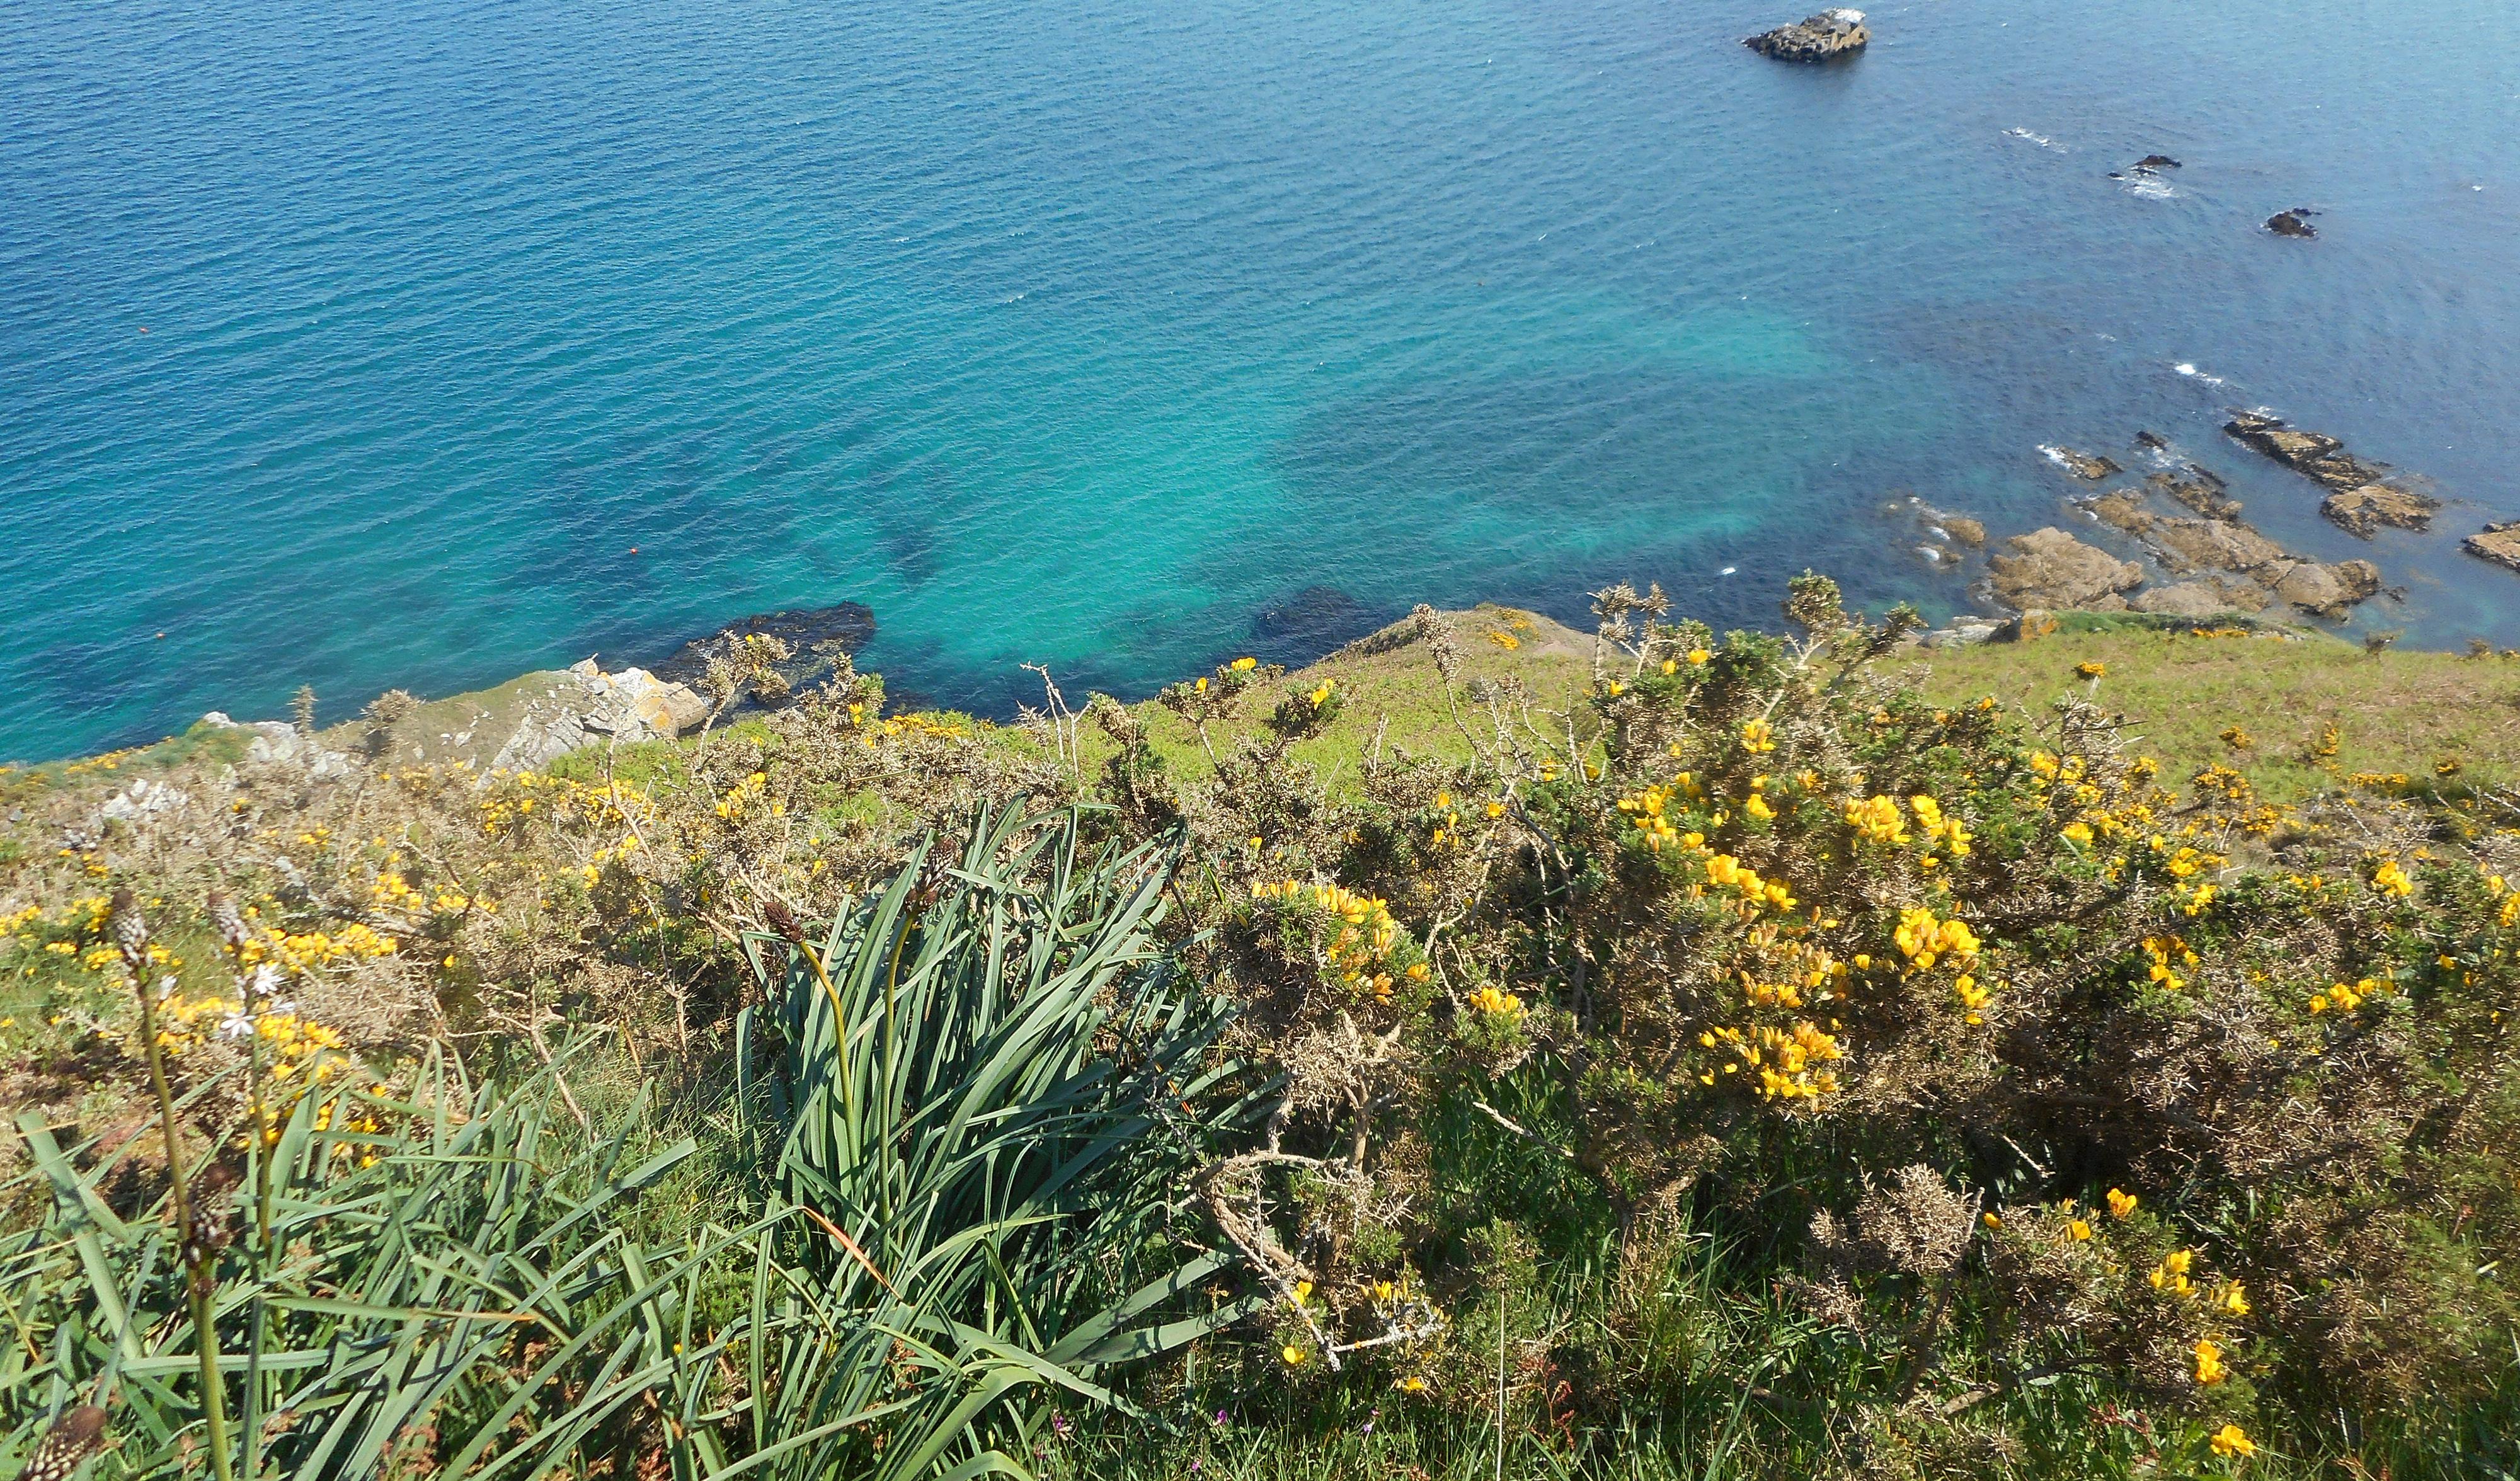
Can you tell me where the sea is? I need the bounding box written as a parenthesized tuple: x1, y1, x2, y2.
(6, 0, 2518, 762)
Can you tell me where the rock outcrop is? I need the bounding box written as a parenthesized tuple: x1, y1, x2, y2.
(2073, 472, 2390, 622)
(2321, 483, 2441, 538)
(2271, 559, 2383, 619)
(2223, 413, 2441, 537)
(200, 714, 357, 780)
(490, 661, 708, 774)
(1746, 9, 1868, 61)
(2467, 522, 2520, 575)
(2265, 209, 2319, 238)
(1988, 529, 2145, 611)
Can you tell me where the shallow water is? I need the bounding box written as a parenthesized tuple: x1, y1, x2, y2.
(6, 0, 2517, 760)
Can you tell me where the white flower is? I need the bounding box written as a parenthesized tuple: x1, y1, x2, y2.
(220, 1013, 254, 1040)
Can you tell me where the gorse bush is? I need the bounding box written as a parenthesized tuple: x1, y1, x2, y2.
(3, 577, 2517, 1477)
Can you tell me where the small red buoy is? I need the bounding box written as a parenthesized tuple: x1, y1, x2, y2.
(629, 546, 639, 554)
(154, 631, 166, 639)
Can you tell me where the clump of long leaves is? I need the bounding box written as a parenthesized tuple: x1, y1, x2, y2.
(1, 804, 1256, 1480)
(710, 802, 1264, 1479)
(0, 1051, 701, 1480)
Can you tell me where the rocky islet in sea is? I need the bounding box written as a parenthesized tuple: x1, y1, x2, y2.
(1745, 9, 1869, 62)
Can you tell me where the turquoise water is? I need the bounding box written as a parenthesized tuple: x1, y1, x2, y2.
(6, 0, 2519, 761)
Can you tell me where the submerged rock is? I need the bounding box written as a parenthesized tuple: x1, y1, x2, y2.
(2041, 446, 2123, 481)
(2265, 208, 2319, 238)
(2148, 469, 2243, 520)
(2467, 522, 2520, 575)
(1988, 528, 2145, 611)
(2321, 483, 2441, 539)
(651, 602, 876, 695)
(1746, 9, 1869, 61)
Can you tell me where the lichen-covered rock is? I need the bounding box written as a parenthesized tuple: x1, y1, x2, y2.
(2466, 521, 2520, 575)
(1746, 9, 1868, 61)
(2322, 483, 2441, 538)
(1988, 529, 2145, 611)
(490, 662, 709, 774)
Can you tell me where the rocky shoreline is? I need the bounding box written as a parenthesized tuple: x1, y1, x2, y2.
(1901, 404, 2520, 651)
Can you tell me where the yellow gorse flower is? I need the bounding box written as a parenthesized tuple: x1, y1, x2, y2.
(2194, 1338, 2228, 1385)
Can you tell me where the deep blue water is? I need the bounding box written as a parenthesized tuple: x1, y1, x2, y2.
(6, 0, 2518, 762)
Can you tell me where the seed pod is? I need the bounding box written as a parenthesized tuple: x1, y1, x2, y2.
(110, 889, 149, 969)
(23, 1405, 108, 1481)
(761, 897, 806, 947)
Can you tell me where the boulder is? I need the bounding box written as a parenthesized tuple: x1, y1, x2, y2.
(2266, 209, 2319, 238)
(2321, 483, 2441, 538)
(2042, 446, 2122, 481)
(1941, 517, 1986, 549)
(2466, 521, 2520, 575)
(2133, 155, 2182, 171)
(1996, 609, 2063, 643)
(1922, 617, 2003, 649)
(1988, 529, 2145, 611)
(2271, 559, 2382, 619)
(1746, 9, 1869, 61)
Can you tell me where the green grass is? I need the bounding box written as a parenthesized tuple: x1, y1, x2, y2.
(1908, 619, 2520, 802)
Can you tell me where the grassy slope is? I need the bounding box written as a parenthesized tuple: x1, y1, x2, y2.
(1908, 617, 2520, 801)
